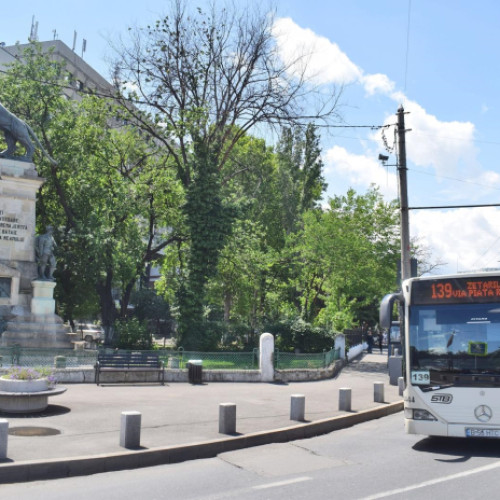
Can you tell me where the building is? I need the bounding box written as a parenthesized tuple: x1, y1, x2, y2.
(0, 40, 114, 99)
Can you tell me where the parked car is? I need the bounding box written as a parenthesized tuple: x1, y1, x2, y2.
(77, 323, 103, 343)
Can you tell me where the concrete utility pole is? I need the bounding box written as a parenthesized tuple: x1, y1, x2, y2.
(397, 106, 411, 282)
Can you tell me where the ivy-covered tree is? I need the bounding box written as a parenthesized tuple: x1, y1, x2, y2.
(114, 0, 340, 349)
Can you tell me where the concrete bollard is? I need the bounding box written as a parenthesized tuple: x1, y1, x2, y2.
(120, 411, 141, 449)
(290, 394, 305, 421)
(398, 376, 405, 396)
(0, 419, 8, 459)
(374, 382, 384, 403)
(339, 388, 352, 411)
(219, 403, 236, 434)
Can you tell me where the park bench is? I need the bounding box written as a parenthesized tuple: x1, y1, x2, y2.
(95, 351, 165, 385)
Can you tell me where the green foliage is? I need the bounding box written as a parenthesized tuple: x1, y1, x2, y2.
(292, 187, 400, 329)
(265, 318, 337, 353)
(0, 43, 184, 344)
(114, 318, 152, 350)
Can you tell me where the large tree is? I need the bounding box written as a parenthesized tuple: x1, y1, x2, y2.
(115, 0, 340, 349)
(0, 44, 184, 342)
(292, 188, 400, 330)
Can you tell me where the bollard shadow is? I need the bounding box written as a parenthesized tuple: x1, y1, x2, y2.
(0, 405, 70, 419)
(0, 458, 14, 463)
(413, 436, 500, 462)
(220, 431, 243, 437)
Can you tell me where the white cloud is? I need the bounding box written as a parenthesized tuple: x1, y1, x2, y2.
(400, 98, 477, 177)
(324, 145, 398, 199)
(273, 18, 399, 98)
(362, 73, 395, 96)
(412, 208, 500, 274)
(272, 17, 362, 85)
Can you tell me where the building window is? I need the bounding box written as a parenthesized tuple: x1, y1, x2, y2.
(0, 278, 12, 298)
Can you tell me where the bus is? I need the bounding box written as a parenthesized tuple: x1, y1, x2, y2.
(380, 272, 500, 438)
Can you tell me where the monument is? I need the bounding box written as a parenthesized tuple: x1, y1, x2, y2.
(0, 103, 74, 348)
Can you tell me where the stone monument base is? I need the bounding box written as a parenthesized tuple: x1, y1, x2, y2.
(0, 312, 76, 348)
(0, 280, 76, 348)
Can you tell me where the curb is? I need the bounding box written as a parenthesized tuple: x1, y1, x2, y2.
(0, 400, 403, 484)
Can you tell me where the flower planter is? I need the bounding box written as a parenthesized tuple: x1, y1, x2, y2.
(0, 377, 49, 393)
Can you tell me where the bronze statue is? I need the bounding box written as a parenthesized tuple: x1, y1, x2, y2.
(0, 102, 57, 164)
(35, 226, 57, 280)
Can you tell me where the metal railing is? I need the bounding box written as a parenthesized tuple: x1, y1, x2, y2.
(97, 347, 260, 370)
(0, 347, 97, 368)
(274, 347, 340, 370)
(0, 345, 340, 371)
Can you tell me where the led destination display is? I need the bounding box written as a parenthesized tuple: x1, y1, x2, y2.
(411, 276, 500, 305)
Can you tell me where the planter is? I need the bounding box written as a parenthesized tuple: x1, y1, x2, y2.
(0, 377, 49, 393)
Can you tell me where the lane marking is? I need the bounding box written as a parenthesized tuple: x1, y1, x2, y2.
(253, 476, 312, 490)
(360, 460, 500, 499)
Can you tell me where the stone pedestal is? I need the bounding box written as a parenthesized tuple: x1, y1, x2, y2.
(0, 159, 74, 348)
(31, 280, 56, 315)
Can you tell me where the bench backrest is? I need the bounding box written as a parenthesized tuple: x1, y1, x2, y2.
(97, 352, 162, 368)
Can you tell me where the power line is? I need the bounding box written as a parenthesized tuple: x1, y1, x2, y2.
(0, 68, 393, 130)
(409, 167, 500, 191)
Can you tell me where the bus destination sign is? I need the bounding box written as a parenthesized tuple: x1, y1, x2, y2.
(412, 277, 500, 305)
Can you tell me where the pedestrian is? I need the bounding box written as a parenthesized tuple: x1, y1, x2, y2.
(378, 330, 383, 353)
(366, 328, 374, 353)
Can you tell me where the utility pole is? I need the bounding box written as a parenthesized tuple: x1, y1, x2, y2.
(397, 106, 411, 282)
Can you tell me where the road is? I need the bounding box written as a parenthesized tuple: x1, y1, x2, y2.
(3, 412, 500, 499)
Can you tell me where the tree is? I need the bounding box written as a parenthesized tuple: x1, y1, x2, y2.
(0, 44, 185, 343)
(115, 0, 340, 349)
(291, 188, 400, 330)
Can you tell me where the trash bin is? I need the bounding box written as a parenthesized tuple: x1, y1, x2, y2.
(187, 359, 203, 384)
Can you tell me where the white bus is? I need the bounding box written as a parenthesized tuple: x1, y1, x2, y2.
(380, 272, 500, 438)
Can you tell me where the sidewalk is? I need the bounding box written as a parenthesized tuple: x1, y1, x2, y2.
(0, 350, 403, 482)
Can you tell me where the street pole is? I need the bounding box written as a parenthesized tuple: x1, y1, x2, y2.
(397, 106, 411, 282)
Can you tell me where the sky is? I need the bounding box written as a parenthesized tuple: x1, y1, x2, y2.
(3, 0, 500, 277)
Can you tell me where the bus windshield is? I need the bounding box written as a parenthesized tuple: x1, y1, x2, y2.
(409, 302, 500, 388)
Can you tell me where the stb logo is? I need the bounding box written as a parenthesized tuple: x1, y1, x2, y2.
(474, 405, 493, 423)
(431, 394, 453, 404)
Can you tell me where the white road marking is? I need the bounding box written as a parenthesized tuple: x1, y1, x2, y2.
(253, 476, 312, 490)
(360, 460, 500, 499)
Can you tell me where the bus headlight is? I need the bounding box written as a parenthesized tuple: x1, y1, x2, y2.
(404, 408, 437, 421)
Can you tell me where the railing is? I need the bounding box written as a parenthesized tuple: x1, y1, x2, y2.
(0, 347, 97, 368)
(0, 346, 340, 370)
(98, 347, 260, 371)
(274, 347, 340, 370)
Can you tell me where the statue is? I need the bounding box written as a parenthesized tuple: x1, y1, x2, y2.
(0, 102, 57, 165)
(35, 226, 57, 280)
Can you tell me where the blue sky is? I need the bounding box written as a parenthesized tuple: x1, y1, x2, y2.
(3, 0, 500, 275)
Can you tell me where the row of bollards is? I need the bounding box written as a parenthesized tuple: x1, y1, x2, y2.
(119, 381, 396, 446)
(0, 381, 403, 456)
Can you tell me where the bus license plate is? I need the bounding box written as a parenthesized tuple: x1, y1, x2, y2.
(466, 428, 500, 438)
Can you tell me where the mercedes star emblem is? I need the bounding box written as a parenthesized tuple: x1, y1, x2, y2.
(474, 405, 493, 423)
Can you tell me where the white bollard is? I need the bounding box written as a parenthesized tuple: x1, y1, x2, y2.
(374, 382, 385, 403)
(398, 376, 405, 396)
(339, 388, 352, 411)
(0, 419, 8, 459)
(290, 394, 305, 421)
(120, 411, 142, 449)
(219, 403, 236, 434)
(259, 333, 274, 382)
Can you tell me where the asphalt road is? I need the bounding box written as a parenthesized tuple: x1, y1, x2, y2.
(3, 411, 500, 499)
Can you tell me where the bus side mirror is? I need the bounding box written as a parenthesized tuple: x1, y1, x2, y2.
(380, 292, 403, 329)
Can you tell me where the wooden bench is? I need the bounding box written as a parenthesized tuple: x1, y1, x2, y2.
(95, 352, 165, 385)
